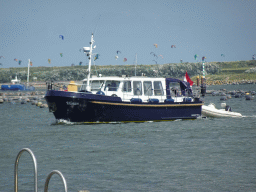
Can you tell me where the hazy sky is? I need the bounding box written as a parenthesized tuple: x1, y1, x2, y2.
(0, 0, 256, 68)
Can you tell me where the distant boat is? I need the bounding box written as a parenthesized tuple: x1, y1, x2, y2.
(1, 59, 35, 91)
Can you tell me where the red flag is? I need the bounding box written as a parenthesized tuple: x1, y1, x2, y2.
(184, 71, 193, 86)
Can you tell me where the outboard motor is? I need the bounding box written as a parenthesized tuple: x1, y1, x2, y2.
(225, 105, 232, 111)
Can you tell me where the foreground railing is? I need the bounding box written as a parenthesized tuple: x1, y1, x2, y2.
(14, 148, 68, 192)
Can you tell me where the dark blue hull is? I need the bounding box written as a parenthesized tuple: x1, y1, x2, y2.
(45, 90, 203, 123)
(1, 84, 35, 91)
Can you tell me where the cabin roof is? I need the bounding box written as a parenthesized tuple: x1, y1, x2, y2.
(82, 76, 166, 81)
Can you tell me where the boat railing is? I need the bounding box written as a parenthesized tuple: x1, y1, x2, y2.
(46, 81, 196, 102)
(46, 81, 68, 91)
(14, 148, 68, 192)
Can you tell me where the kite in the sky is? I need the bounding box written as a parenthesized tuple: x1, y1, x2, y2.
(117, 50, 121, 54)
(253, 54, 255, 60)
(123, 58, 127, 62)
(79, 62, 82, 66)
(150, 52, 158, 58)
(221, 54, 225, 57)
(202, 56, 206, 61)
(18, 60, 22, 65)
(94, 54, 99, 61)
(0, 63, 2, 66)
(48, 59, 51, 64)
(171, 45, 176, 48)
(0, 56, 4, 59)
(59, 35, 64, 40)
(180, 59, 183, 63)
(14, 58, 18, 61)
(153, 60, 157, 64)
(60, 53, 63, 57)
(115, 56, 118, 60)
(30, 61, 33, 66)
(194, 54, 198, 60)
(153, 44, 158, 48)
(159, 55, 163, 59)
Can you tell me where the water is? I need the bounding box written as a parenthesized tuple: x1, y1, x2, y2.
(1, 84, 256, 191)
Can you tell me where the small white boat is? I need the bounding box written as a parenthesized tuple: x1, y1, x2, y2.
(202, 103, 242, 118)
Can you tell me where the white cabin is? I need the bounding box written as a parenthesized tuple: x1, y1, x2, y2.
(11, 75, 21, 84)
(79, 75, 187, 103)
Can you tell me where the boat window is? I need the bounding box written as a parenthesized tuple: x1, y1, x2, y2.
(154, 81, 164, 95)
(123, 81, 132, 92)
(143, 81, 152, 96)
(104, 81, 120, 91)
(91, 80, 104, 91)
(79, 84, 87, 91)
(133, 81, 142, 95)
(169, 82, 181, 97)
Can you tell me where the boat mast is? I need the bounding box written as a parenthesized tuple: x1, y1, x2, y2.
(27, 59, 30, 85)
(86, 33, 95, 91)
(134, 53, 137, 76)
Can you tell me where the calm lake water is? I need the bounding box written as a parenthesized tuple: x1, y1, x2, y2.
(1, 84, 256, 192)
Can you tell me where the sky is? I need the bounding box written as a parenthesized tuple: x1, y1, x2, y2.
(0, 0, 256, 68)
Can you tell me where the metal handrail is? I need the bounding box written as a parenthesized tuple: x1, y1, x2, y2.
(44, 170, 68, 192)
(14, 148, 38, 192)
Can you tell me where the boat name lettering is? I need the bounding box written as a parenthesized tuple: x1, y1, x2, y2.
(66, 101, 79, 105)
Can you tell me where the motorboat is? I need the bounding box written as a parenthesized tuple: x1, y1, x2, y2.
(202, 103, 242, 118)
(1, 60, 35, 91)
(45, 33, 203, 123)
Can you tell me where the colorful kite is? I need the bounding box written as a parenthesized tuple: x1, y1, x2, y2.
(14, 58, 18, 61)
(94, 54, 99, 61)
(202, 56, 206, 61)
(60, 53, 63, 57)
(18, 60, 22, 65)
(48, 59, 51, 64)
(194, 54, 198, 60)
(30, 61, 33, 66)
(79, 62, 82, 66)
(115, 55, 118, 60)
(153, 44, 158, 48)
(171, 45, 176, 48)
(123, 58, 127, 62)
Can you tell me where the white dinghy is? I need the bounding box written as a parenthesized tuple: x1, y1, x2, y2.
(202, 103, 242, 118)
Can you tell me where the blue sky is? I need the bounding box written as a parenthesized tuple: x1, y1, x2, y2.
(0, 0, 256, 68)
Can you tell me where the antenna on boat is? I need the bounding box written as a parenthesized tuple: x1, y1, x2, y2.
(85, 33, 95, 91)
(133, 53, 137, 76)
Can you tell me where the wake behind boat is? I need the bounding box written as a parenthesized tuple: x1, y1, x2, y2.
(45, 33, 203, 123)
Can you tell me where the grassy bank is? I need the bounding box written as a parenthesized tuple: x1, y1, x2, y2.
(0, 60, 256, 85)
